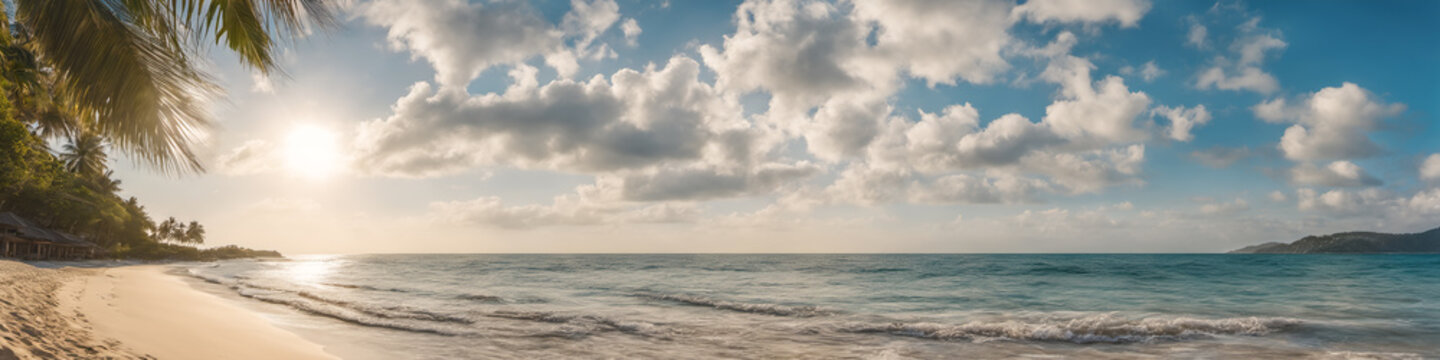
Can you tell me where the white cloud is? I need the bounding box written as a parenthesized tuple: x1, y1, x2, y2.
(1022, 145, 1146, 194)
(362, 0, 568, 88)
(620, 18, 642, 46)
(1187, 23, 1207, 48)
(1139, 61, 1164, 82)
(825, 163, 911, 205)
(1255, 82, 1405, 162)
(1121, 61, 1165, 82)
(1200, 198, 1250, 215)
(562, 0, 622, 60)
(853, 0, 1014, 86)
(805, 93, 889, 161)
(699, 0, 878, 119)
(215, 140, 279, 176)
(1420, 154, 1440, 182)
(1196, 66, 1279, 94)
(1039, 55, 1153, 144)
(909, 173, 1051, 204)
(353, 56, 752, 177)
(1268, 190, 1288, 202)
(1289, 161, 1382, 187)
(1011, 0, 1152, 28)
(1194, 18, 1285, 94)
(1152, 104, 1211, 142)
(601, 162, 821, 202)
(1236, 33, 1286, 66)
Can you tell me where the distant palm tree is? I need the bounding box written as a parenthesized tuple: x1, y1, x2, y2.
(184, 221, 206, 244)
(61, 131, 108, 176)
(4, 0, 337, 174)
(91, 170, 123, 193)
(156, 216, 177, 242)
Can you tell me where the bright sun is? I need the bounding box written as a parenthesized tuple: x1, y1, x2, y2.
(283, 124, 342, 180)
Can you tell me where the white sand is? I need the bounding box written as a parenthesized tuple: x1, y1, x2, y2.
(0, 260, 336, 359)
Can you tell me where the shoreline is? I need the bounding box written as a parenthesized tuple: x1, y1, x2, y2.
(1, 260, 335, 359)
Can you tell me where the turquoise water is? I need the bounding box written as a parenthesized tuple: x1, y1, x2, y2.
(183, 254, 1440, 359)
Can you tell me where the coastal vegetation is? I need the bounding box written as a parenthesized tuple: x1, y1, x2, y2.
(1231, 227, 1440, 253)
(0, 0, 335, 260)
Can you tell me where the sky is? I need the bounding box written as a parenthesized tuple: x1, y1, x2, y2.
(111, 0, 1440, 254)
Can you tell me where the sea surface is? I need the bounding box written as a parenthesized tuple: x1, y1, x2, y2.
(179, 254, 1440, 359)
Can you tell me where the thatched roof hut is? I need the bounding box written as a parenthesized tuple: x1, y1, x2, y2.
(0, 212, 97, 260)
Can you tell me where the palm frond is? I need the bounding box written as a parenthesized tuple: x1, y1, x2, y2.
(168, 0, 338, 74)
(17, 0, 220, 174)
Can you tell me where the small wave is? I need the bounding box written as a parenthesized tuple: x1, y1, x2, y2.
(292, 291, 473, 325)
(322, 282, 411, 293)
(184, 269, 234, 286)
(637, 293, 835, 317)
(835, 315, 1302, 343)
(485, 310, 666, 338)
(235, 287, 470, 336)
(456, 294, 506, 303)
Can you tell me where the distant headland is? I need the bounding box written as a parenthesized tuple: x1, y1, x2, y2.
(1230, 227, 1440, 254)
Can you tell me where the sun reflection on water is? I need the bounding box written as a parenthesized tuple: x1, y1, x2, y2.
(282, 255, 341, 285)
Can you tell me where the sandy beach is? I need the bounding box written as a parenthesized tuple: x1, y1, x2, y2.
(0, 260, 335, 359)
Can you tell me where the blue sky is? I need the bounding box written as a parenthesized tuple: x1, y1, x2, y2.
(112, 0, 1439, 254)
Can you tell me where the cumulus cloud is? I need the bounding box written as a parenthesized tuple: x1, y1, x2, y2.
(1186, 22, 1207, 48)
(1194, 18, 1285, 94)
(1196, 66, 1278, 94)
(620, 18, 642, 46)
(354, 56, 749, 177)
(1021, 145, 1146, 194)
(1289, 161, 1382, 187)
(852, 0, 1014, 86)
(1294, 186, 1440, 226)
(1422, 154, 1440, 182)
(1152, 104, 1210, 142)
(1038, 53, 1153, 144)
(699, 0, 877, 119)
(601, 162, 821, 202)
(362, 0, 568, 87)
(1011, 0, 1152, 28)
(909, 173, 1051, 204)
(1120, 61, 1164, 82)
(562, 0, 622, 59)
(1268, 190, 1288, 202)
(1254, 82, 1405, 162)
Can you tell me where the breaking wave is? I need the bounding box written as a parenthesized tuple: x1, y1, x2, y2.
(832, 315, 1302, 343)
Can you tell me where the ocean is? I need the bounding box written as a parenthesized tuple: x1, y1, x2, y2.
(180, 254, 1439, 359)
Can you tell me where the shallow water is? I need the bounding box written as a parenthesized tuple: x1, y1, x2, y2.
(180, 254, 1440, 359)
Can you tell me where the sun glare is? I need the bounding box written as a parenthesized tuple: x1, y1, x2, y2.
(283, 124, 342, 181)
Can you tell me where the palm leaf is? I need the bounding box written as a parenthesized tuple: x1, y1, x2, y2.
(17, 0, 219, 174)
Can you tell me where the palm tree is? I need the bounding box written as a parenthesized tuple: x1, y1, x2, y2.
(5, 0, 337, 174)
(60, 130, 108, 176)
(156, 216, 178, 242)
(91, 170, 123, 194)
(184, 221, 205, 244)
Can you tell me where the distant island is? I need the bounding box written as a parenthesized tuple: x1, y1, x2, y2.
(1230, 227, 1440, 254)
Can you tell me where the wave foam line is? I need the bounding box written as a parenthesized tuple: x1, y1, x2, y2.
(837, 315, 1302, 343)
(235, 286, 471, 336)
(637, 293, 835, 317)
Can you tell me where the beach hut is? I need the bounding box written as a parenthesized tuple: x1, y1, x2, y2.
(0, 212, 98, 259)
